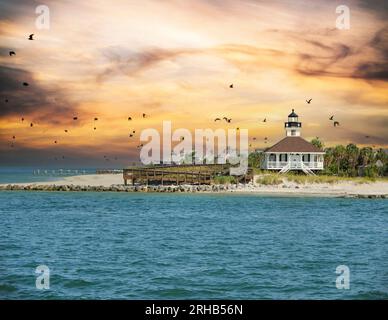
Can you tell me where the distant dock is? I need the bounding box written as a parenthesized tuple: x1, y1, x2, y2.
(33, 169, 89, 176)
(32, 168, 123, 176)
(96, 169, 123, 174)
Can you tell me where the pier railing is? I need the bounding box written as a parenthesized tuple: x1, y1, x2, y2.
(123, 164, 252, 186)
(265, 161, 323, 170)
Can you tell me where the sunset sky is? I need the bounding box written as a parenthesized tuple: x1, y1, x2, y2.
(0, 0, 387, 167)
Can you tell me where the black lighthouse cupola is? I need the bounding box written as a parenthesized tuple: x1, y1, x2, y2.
(285, 109, 302, 136)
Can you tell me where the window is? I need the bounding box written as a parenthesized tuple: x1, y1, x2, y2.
(269, 154, 276, 161)
(280, 154, 288, 162)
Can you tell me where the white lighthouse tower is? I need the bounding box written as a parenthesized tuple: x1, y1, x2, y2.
(284, 109, 301, 137)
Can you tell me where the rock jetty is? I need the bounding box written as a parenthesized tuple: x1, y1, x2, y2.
(0, 183, 386, 198)
(0, 183, 246, 193)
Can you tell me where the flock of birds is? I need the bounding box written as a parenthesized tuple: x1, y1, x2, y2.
(3, 36, 357, 161)
(4, 34, 155, 159)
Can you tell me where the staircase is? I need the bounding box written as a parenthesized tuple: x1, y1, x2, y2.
(278, 162, 315, 175)
(301, 162, 316, 176)
(279, 163, 291, 174)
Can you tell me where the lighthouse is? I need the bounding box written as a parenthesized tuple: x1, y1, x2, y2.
(285, 109, 301, 137)
(261, 110, 325, 175)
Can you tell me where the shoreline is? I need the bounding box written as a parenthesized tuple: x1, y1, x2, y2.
(0, 174, 387, 198)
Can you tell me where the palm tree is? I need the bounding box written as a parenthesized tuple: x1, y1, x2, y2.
(358, 147, 373, 166)
(332, 145, 346, 175)
(311, 137, 324, 150)
(345, 143, 359, 176)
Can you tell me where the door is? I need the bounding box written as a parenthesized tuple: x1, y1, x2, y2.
(290, 154, 301, 168)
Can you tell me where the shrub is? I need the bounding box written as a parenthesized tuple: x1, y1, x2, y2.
(213, 175, 237, 184)
(256, 175, 283, 185)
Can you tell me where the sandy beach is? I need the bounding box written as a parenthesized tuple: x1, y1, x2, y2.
(1, 173, 387, 197)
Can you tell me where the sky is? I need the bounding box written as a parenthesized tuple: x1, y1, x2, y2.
(0, 0, 387, 167)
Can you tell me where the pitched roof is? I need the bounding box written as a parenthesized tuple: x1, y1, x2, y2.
(264, 137, 324, 153)
(288, 109, 298, 117)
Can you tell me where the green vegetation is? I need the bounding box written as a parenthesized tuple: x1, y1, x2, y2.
(213, 175, 237, 184)
(255, 175, 283, 185)
(252, 167, 264, 175)
(323, 144, 387, 177)
(311, 137, 324, 150)
(284, 173, 379, 184)
(254, 172, 383, 185)
(248, 152, 264, 169)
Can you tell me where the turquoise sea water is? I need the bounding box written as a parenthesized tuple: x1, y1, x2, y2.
(0, 191, 387, 300)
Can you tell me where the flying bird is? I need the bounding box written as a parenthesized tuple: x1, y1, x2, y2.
(54, 140, 57, 144)
(64, 129, 68, 133)
(329, 115, 334, 120)
(30, 123, 33, 127)
(214, 118, 221, 122)
(73, 117, 78, 120)
(21, 118, 24, 122)
(28, 34, 34, 40)
(22, 82, 29, 86)
(263, 118, 267, 123)
(334, 121, 340, 127)
(306, 99, 312, 104)
(129, 134, 134, 138)
(128, 117, 132, 121)
(9, 51, 15, 56)
(365, 135, 370, 138)
(142, 113, 147, 118)
(94, 117, 98, 121)
(132, 130, 136, 133)
(94, 127, 96, 130)
(12, 136, 15, 139)
(229, 84, 234, 89)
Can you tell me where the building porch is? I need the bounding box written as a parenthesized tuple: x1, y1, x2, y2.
(262, 153, 324, 175)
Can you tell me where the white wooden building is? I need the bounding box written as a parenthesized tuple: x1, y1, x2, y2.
(261, 110, 325, 175)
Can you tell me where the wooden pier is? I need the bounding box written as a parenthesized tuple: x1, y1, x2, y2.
(123, 164, 252, 186)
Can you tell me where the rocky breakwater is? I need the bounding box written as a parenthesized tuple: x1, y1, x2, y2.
(0, 183, 386, 198)
(0, 183, 257, 193)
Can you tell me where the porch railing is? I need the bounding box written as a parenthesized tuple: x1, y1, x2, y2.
(265, 161, 323, 170)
